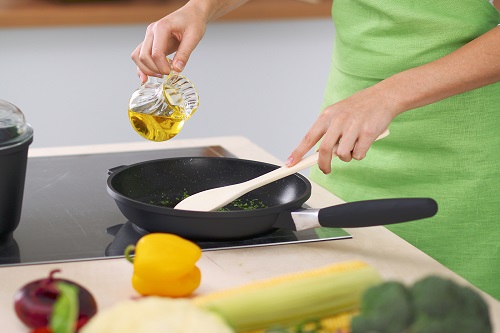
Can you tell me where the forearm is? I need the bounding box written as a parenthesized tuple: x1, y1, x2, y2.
(185, 0, 250, 23)
(379, 25, 500, 116)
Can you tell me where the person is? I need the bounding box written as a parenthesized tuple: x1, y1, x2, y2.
(131, 0, 500, 299)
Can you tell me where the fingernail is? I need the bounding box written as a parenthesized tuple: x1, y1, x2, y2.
(174, 60, 185, 71)
(285, 157, 293, 167)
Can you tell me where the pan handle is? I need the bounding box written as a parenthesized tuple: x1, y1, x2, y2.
(108, 165, 128, 176)
(317, 198, 438, 228)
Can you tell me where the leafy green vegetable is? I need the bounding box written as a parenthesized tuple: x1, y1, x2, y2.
(49, 282, 79, 333)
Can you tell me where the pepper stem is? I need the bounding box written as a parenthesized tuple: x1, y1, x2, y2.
(124, 245, 136, 264)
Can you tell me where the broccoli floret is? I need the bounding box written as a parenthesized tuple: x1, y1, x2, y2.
(410, 276, 492, 333)
(350, 276, 492, 333)
(351, 281, 414, 333)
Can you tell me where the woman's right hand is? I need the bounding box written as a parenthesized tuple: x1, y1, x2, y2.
(131, 3, 208, 83)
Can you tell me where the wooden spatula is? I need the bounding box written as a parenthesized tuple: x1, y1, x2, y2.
(174, 129, 390, 211)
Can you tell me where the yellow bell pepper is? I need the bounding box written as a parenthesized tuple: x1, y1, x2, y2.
(125, 233, 202, 297)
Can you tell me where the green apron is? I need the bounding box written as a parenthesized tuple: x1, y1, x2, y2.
(310, 0, 500, 299)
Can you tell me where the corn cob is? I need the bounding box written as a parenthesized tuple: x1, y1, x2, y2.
(242, 309, 358, 333)
(194, 260, 381, 333)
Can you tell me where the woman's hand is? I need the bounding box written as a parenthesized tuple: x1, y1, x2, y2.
(131, 4, 208, 83)
(285, 84, 400, 174)
(287, 25, 500, 174)
(131, 0, 249, 82)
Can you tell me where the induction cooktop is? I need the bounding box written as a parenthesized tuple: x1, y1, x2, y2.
(0, 146, 351, 266)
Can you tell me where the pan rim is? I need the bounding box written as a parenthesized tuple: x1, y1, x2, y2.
(106, 156, 312, 217)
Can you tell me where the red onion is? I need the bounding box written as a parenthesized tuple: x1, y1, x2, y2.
(14, 269, 97, 329)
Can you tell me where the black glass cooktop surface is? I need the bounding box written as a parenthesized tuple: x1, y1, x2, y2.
(0, 146, 351, 266)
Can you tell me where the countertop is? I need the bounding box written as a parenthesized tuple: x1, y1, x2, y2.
(1, 136, 499, 332)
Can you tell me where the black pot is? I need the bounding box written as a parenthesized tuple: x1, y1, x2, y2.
(0, 100, 33, 242)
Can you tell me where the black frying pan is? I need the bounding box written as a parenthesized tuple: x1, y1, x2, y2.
(106, 157, 438, 241)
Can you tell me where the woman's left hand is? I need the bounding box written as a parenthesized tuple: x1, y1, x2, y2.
(285, 84, 400, 174)
(286, 25, 500, 174)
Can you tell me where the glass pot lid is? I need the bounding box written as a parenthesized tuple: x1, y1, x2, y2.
(0, 99, 33, 148)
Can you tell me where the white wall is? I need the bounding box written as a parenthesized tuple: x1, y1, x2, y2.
(0, 19, 334, 162)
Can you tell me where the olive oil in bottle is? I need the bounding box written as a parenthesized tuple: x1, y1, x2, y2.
(128, 109, 186, 141)
(128, 72, 199, 142)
